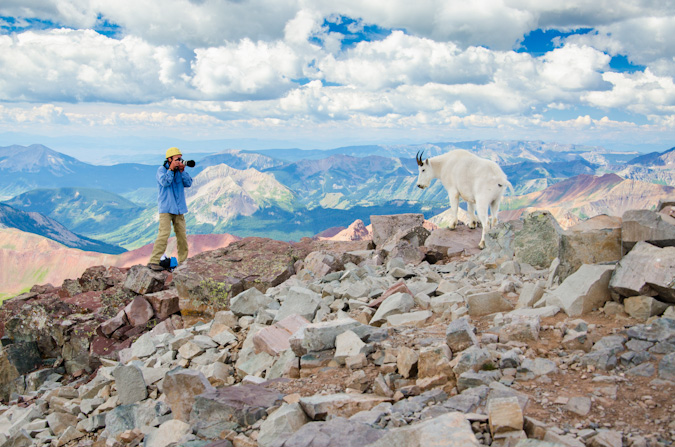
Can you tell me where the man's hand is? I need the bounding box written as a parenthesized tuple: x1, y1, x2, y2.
(169, 158, 183, 171)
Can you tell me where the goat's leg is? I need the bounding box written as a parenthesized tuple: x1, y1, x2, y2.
(475, 199, 490, 249)
(448, 191, 460, 229)
(490, 196, 502, 228)
(466, 202, 477, 229)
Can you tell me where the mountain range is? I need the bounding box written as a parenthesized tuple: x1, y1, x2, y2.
(2, 141, 674, 252)
(2, 139, 674, 297)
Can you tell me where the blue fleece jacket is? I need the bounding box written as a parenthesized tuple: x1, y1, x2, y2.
(156, 165, 193, 214)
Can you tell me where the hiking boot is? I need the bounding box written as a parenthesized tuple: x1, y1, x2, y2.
(147, 263, 164, 272)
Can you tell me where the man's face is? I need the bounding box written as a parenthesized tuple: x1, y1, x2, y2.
(169, 155, 183, 163)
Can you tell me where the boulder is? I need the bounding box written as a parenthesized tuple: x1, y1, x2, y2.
(445, 317, 479, 353)
(163, 369, 215, 422)
(334, 331, 366, 365)
(369, 292, 415, 326)
(546, 264, 614, 316)
(467, 291, 514, 316)
(144, 419, 192, 447)
(112, 364, 147, 405)
(623, 296, 669, 321)
(424, 227, 483, 258)
(257, 403, 310, 447)
(558, 216, 622, 282)
(418, 345, 454, 379)
(272, 417, 383, 447)
(609, 242, 675, 303)
(385, 310, 433, 327)
(303, 251, 344, 278)
(622, 209, 675, 252)
(488, 396, 523, 434)
(124, 296, 155, 327)
(100, 310, 128, 337)
(275, 287, 321, 323)
(290, 318, 364, 355)
(516, 282, 545, 309)
(366, 412, 480, 447)
(173, 237, 308, 319)
(229, 287, 273, 317)
(144, 289, 180, 320)
(253, 315, 309, 356)
(513, 211, 564, 269)
(367, 280, 413, 309)
(499, 316, 540, 343)
(190, 383, 284, 438)
(371, 213, 424, 247)
(299, 393, 391, 420)
(397, 346, 419, 379)
(123, 265, 165, 295)
(381, 226, 430, 251)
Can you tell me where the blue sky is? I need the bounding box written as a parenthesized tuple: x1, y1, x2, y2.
(0, 1, 673, 161)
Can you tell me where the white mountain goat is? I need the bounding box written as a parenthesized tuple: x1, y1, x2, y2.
(415, 149, 512, 249)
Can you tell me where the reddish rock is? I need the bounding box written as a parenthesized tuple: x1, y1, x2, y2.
(371, 214, 425, 247)
(100, 310, 128, 337)
(124, 296, 155, 327)
(369, 280, 413, 309)
(173, 237, 312, 319)
(79, 266, 126, 292)
(424, 227, 482, 258)
(145, 289, 180, 319)
(124, 265, 166, 295)
(253, 315, 310, 356)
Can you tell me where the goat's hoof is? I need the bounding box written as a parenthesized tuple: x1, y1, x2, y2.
(478, 241, 485, 250)
(468, 221, 477, 229)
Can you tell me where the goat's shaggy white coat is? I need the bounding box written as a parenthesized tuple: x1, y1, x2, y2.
(416, 149, 511, 249)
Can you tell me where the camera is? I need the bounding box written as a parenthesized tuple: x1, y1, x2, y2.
(181, 160, 196, 168)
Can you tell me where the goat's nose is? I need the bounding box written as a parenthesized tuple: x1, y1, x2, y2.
(417, 185, 423, 189)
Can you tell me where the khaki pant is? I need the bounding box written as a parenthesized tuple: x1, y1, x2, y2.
(149, 213, 188, 264)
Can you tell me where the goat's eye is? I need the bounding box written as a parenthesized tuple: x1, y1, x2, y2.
(422, 169, 425, 172)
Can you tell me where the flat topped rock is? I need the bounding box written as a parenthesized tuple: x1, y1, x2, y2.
(173, 237, 311, 317)
(191, 383, 285, 437)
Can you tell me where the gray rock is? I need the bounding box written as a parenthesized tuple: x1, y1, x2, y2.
(453, 346, 492, 376)
(291, 318, 364, 355)
(499, 316, 540, 343)
(371, 213, 425, 247)
(457, 371, 501, 392)
(624, 296, 669, 321)
(299, 393, 391, 420)
(366, 412, 480, 447)
(626, 362, 656, 377)
(258, 403, 310, 447)
(467, 291, 514, 316)
(445, 317, 479, 353)
(112, 364, 147, 405)
(658, 352, 675, 381)
(190, 383, 284, 438)
(621, 209, 675, 252)
(592, 335, 626, 354)
(273, 417, 384, 447)
(124, 265, 165, 295)
(229, 287, 273, 317)
(163, 369, 215, 422)
(275, 287, 321, 322)
(518, 358, 557, 377)
(431, 292, 465, 314)
(369, 292, 414, 326)
(144, 419, 192, 447)
(565, 396, 591, 416)
(513, 211, 564, 269)
(102, 403, 155, 438)
(580, 349, 617, 370)
(546, 264, 614, 316)
(610, 242, 675, 303)
(335, 331, 367, 365)
(587, 430, 623, 447)
(558, 218, 622, 282)
(517, 282, 546, 309)
(627, 317, 675, 342)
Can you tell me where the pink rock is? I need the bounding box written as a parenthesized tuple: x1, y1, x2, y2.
(124, 296, 155, 327)
(368, 280, 413, 309)
(100, 310, 128, 337)
(145, 289, 180, 319)
(253, 315, 310, 356)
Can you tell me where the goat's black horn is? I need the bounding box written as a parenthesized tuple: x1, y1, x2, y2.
(416, 150, 424, 166)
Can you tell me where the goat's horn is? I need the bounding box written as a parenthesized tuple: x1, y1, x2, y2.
(416, 150, 423, 166)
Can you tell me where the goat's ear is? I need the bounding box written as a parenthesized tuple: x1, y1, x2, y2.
(424, 159, 429, 165)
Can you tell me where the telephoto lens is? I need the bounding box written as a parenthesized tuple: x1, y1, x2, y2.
(184, 160, 196, 167)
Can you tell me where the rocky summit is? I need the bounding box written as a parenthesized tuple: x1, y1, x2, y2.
(1, 208, 674, 447)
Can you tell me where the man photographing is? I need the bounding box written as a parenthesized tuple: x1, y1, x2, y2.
(147, 147, 193, 271)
